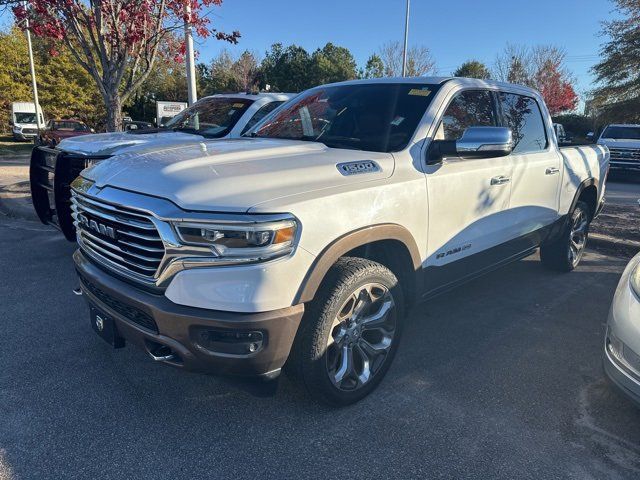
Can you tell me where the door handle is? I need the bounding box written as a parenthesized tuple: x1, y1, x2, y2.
(545, 167, 560, 175)
(490, 175, 511, 185)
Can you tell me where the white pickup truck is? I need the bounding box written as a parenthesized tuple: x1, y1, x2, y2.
(594, 124, 640, 172)
(30, 92, 293, 239)
(69, 78, 609, 405)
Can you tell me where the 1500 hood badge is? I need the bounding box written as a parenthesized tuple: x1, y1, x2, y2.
(336, 161, 381, 176)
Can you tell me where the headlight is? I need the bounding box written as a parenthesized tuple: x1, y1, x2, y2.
(174, 219, 297, 263)
(630, 260, 640, 297)
(13, 126, 22, 133)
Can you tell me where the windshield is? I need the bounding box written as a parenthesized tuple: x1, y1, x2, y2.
(164, 98, 254, 138)
(252, 83, 440, 152)
(14, 112, 36, 124)
(601, 126, 640, 140)
(53, 121, 88, 131)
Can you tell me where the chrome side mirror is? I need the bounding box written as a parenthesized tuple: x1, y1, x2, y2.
(456, 126, 513, 157)
(427, 126, 513, 164)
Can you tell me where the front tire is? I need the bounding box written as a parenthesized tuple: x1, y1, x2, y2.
(288, 257, 404, 406)
(540, 201, 590, 272)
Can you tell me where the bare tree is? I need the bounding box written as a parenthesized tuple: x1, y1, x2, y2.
(378, 41, 436, 77)
(493, 44, 533, 84)
(493, 44, 578, 113)
(493, 44, 574, 89)
(233, 50, 261, 92)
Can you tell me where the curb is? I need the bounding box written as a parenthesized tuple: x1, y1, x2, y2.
(0, 181, 39, 222)
(589, 232, 640, 256)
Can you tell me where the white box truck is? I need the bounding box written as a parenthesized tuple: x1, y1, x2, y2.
(11, 102, 44, 141)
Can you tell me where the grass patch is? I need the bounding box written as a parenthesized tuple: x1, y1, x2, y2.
(0, 135, 34, 158)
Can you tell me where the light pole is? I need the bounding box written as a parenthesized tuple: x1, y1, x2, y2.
(184, 2, 197, 105)
(402, 0, 410, 77)
(22, 4, 43, 131)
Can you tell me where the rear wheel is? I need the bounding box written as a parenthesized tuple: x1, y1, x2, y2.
(288, 257, 404, 406)
(540, 201, 590, 272)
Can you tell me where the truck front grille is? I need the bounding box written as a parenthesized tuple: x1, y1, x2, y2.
(609, 147, 640, 164)
(71, 191, 165, 283)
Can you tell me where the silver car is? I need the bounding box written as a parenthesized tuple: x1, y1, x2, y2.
(604, 251, 640, 405)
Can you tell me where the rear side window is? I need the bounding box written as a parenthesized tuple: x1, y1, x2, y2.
(241, 101, 284, 135)
(436, 90, 497, 140)
(499, 93, 547, 154)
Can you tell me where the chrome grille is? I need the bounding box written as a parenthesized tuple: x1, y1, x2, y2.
(609, 147, 640, 164)
(71, 191, 165, 282)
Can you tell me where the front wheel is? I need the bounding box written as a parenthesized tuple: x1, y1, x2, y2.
(288, 257, 404, 406)
(540, 201, 590, 272)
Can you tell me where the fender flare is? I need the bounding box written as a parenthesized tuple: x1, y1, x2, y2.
(294, 223, 422, 304)
(568, 177, 597, 218)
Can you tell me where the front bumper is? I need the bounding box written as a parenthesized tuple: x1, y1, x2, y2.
(74, 250, 305, 378)
(610, 161, 640, 171)
(13, 132, 36, 141)
(603, 253, 640, 406)
(603, 346, 640, 406)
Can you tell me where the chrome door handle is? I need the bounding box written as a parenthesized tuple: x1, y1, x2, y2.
(545, 167, 560, 175)
(490, 175, 511, 185)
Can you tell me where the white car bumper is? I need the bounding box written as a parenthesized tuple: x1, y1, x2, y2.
(603, 253, 640, 405)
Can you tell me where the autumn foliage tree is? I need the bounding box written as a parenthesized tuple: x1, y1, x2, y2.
(494, 44, 578, 115)
(534, 59, 578, 115)
(13, 0, 239, 131)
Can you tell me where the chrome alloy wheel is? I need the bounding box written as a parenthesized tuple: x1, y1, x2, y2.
(569, 209, 588, 267)
(326, 283, 397, 391)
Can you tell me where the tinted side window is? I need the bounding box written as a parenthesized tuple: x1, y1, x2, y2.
(438, 90, 496, 140)
(499, 93, 547, 154)
(241, 101, 284, 135)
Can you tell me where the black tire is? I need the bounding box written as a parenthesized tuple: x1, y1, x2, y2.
(287, 257, 404, 406)
(540, 201, 590, 272)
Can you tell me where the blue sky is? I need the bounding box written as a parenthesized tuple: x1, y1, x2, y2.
(198, 0, 617, 99)
(0, 0, 618, 101)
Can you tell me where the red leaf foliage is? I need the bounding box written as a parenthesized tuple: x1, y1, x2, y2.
(535, 60, 578, 115)
(13, 1, 240, 58)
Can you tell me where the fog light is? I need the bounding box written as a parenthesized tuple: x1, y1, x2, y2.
(195, 328, 264, 355)
(608, 332, 624, 363)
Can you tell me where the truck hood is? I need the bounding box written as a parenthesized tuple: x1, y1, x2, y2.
(58, 130, 207, 156)
(83, 138, 394, 213)
(598, 138, 640, 149)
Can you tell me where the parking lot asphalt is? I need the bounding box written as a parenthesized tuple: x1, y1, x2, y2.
(1, 183, 640, 479)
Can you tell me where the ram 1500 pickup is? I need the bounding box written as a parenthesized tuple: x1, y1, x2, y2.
(595, 124, 640, 172)
(68, 78, 609, 405)
(30, 92, 293, 240)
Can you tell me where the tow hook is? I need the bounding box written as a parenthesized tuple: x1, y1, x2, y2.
(72, 286, 83, 296)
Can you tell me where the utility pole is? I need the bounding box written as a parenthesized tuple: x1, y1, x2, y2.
(23, 5, 43, 130)
(402, 0, 410, 77)
(184, 2, 197, 105)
